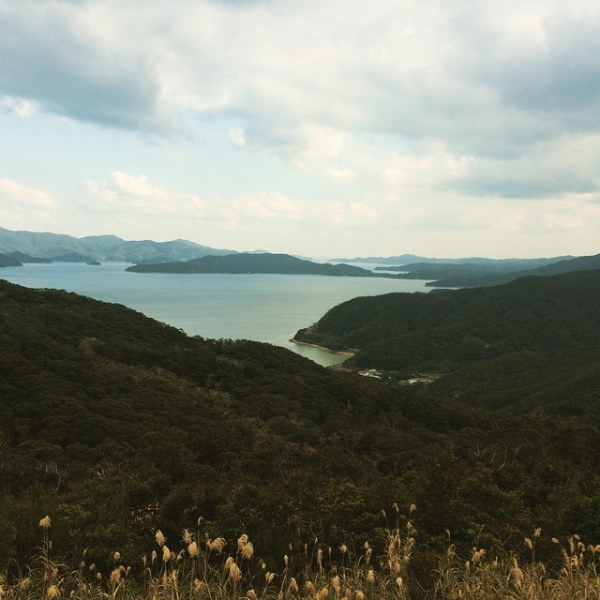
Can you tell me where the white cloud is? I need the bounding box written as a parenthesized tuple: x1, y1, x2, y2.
(83, 172, 203, 218)
(229, 128, 246, 148)
(110, 172, 168, 199)
(0, 96, 37, 118)
(322, 167, 357, 184)
(0, 177, 54, 209)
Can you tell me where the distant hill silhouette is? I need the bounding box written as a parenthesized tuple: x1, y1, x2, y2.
(389, 253, 599, 287)
(0, 227, 237, 263)
(0, 253, 22, 268)
(330, 253, 572, 267)
(126, 252, 382, 276)
(5, 251, 52, 264)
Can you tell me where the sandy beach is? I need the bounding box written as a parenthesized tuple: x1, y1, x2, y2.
(289, 337, 355, 358)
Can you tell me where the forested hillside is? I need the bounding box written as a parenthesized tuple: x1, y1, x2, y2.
(2, 278, 600, 585)
(295, 269, 600, 425)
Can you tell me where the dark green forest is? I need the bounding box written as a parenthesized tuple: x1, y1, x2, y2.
(1, 276, 600, 583)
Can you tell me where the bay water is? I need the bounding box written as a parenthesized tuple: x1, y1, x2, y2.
(1, 262, 432, 366)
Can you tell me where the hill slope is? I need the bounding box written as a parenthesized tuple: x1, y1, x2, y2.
(295, 269, 600, 370)
(1, 279, 600, 576)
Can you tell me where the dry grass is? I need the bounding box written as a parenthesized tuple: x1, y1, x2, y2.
(2, 510, 600, 600)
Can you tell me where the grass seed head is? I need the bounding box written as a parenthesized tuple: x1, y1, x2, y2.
(18, 578, 32, 593)
(109, 568, 121, 589)
(208, 538, 227, 553)
(155, 531, 166, 547)
(241, 542, 254, 560)
(228, 562, 242, 583)
(512, 558, 524, 587)
(39, 516, 52, 529)
(162, 545, 171, 563)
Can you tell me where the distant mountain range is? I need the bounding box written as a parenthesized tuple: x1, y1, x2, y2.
(127, 250, 600, 287)
(329, 253, 574, 267)
(377, 253, 600, 287)
(0, 227, 237, 264)
(1, 227, 596, 288)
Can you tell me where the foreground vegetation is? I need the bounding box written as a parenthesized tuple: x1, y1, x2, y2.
(4, 513, 600, 599)
(2, 275, 600, 598)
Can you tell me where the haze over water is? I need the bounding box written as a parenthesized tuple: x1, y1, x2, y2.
(2, 262, 433, 366)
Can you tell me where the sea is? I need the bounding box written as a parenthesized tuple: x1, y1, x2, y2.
(1, 262, 433, 366)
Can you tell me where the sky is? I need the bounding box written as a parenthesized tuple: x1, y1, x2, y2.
(1, 0, 600, 259)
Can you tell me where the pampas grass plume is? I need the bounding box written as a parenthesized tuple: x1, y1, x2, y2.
(155, 531, 166, 547)
(162, 545, 171, 563)
(208, 538, 227, 553)
(242, 542, 254, 560)
(183, 529, 192, 545)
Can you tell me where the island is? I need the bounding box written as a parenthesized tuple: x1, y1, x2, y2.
(126, 252, 388, 277)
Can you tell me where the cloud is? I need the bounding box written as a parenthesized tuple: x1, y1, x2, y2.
(445, 133, 600, 198)
(83, 172, 203, 218)
(110, 172, 168, 199)
(2, 0, 600, 221)
(0, 0, 167, 132)
(322, 167, 357, 184)
(0, 96, 37, 118)
(0, 177, 54, 209)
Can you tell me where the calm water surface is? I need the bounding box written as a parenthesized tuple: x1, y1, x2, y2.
(2, 262, 432, 366)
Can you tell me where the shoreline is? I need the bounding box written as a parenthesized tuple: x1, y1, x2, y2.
(289, 338, 355, 358)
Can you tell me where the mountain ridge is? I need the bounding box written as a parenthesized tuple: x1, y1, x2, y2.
(0, 227, 238, 263)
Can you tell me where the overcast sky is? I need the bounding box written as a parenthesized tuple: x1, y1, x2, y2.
(1, 0, 599, 258)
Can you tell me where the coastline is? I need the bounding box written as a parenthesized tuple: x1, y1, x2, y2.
(289, 338, 355, 358)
